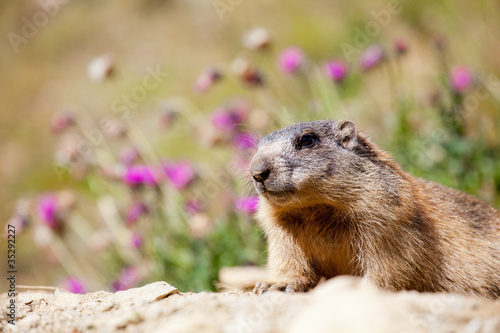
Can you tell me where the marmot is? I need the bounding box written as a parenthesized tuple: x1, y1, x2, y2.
(250, 119, 500, 298)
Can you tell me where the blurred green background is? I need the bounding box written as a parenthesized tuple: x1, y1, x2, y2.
(1, 0, 499, 293)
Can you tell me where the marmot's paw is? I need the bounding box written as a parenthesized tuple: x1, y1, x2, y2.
(253, 281, 297, 295)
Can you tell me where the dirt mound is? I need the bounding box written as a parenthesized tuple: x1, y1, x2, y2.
(1, 277, 500, 333)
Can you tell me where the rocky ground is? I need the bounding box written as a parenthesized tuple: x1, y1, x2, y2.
(1, 276, 500, 333)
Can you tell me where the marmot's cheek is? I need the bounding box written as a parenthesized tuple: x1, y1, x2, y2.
(264, 179, 280, 192)
(274, 172, 294, 191)
(290, 169, 310, 191)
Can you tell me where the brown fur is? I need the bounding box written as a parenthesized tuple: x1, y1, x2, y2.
(250, 120, 500, 298)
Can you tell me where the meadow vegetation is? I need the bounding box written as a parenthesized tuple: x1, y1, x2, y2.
(1, 0, 499, 292)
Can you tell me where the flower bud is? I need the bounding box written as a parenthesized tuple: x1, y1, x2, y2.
(51, 112, 75, 134)
(119, 146, 140, 166)
(230, 57, 263, 86)
(324, 61, 348, 83)
(61, 277, 86, 294)
(393, 38, 408, 55)
(194, 68, 222, 93)
(87, 55, 114, 83)
(450, 66, 473, 94)
(242, 27, 271, 50)
(130, 232, 143, 249)
(163, 161, 196, 190)
(278, 47, 305, 74)
(359, 45, 385, 71)
(126, 202, 148, 225)
(185, 199, 202, 215)
(36, 194, 62, 231)
(122, 165, 161, 187)
(111, 267, 139, 291)
(232, 132, 258, 150)
(235, 195, 259, 215)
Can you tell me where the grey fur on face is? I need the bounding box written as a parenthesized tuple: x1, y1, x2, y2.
(250, 119, 379, 207)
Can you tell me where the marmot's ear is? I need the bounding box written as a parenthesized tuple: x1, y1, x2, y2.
(335, 120, 357, 149)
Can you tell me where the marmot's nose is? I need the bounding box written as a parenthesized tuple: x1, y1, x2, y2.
(252, 168, 270, 183)
(250, 159, 271, 183)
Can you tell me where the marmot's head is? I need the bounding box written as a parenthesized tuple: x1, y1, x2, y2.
(250, 119, 383, 208)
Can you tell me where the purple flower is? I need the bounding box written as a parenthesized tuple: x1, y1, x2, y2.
(278, 47, 305, 74)
(185, 199, 202, 215)
(232, 132, 257, 150)
(194, 68, 222, 93)
(235, 196, 259, 215)
(122, 165, 161, 186)
(211, 99, 250, 133)
(111, 267, 139, 291)
(211, 108, 237, 132)
(126, 202, 148, 225)
(51, 112, 74, 133)
(36, 194, 60, 229)
(324, 61, 348, 83)
(130, 232, 143, 249)
(61, 277, 86, 294)
(163, 161, 195, 190)
(359, 45, 385, 71)
(211, 109, 246, 132)
(119, 146, 140, 166)
(229, 105, 248, 125)
(450, 66, 473, 94)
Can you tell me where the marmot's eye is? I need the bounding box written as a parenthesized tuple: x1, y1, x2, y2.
(297, 133, 317, 148)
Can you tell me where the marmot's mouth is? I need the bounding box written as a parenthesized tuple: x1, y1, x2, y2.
(266, 189, 295, 196)
(253, 179, 296, 198)
(262, 189, 296, 205)
(262, 190, 297, 206)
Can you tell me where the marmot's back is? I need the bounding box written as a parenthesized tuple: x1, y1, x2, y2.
(413, 178, 500, 297)
(250, 119, 500, 298)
